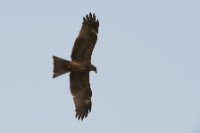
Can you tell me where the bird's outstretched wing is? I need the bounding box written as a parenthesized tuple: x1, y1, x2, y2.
(71, 13, 99, 63)
(70, 72, 92, 120)
(69, 13, 99, 120)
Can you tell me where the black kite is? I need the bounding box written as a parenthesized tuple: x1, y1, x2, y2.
(53, 13, 99, 120)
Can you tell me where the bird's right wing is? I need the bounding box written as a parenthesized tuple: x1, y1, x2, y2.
(71, 13, 99, 63)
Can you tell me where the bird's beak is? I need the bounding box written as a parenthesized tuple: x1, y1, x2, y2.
(94, 69, 97, 73)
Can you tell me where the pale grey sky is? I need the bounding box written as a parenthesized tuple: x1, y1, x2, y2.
(0, 0, 200, 133)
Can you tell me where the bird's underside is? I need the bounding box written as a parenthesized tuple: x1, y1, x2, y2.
(53, 13, 99, 120)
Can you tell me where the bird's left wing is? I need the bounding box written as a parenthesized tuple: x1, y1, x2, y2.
(70, 72, 92, 120)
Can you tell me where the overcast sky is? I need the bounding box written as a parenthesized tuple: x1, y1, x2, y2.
(0, 0, 200, 133)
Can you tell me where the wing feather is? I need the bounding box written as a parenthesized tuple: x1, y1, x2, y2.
(71, 13, 99, 63)
(68, 13, 99, 120)
(70, 72, 92, 120)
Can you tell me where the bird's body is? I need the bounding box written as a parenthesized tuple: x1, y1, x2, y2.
(53, 13, 99, 120)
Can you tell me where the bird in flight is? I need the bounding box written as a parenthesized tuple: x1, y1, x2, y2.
(53, 13, 99, 120)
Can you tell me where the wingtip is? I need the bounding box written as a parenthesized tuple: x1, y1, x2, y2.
(89, 12, 92, 18)
(83, 17, 86, 22)
(82, 12, 99, 32)
(75, 101, 92, 121)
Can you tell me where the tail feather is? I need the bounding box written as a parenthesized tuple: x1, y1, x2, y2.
(53, 56, 71, 78)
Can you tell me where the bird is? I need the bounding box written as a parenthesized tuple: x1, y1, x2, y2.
(52, 13, 99, 120)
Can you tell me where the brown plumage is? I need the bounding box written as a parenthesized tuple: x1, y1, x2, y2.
(52, 13, 99, 120)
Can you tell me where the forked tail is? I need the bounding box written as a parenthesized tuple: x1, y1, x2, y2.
(52, 56, 71, 78)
